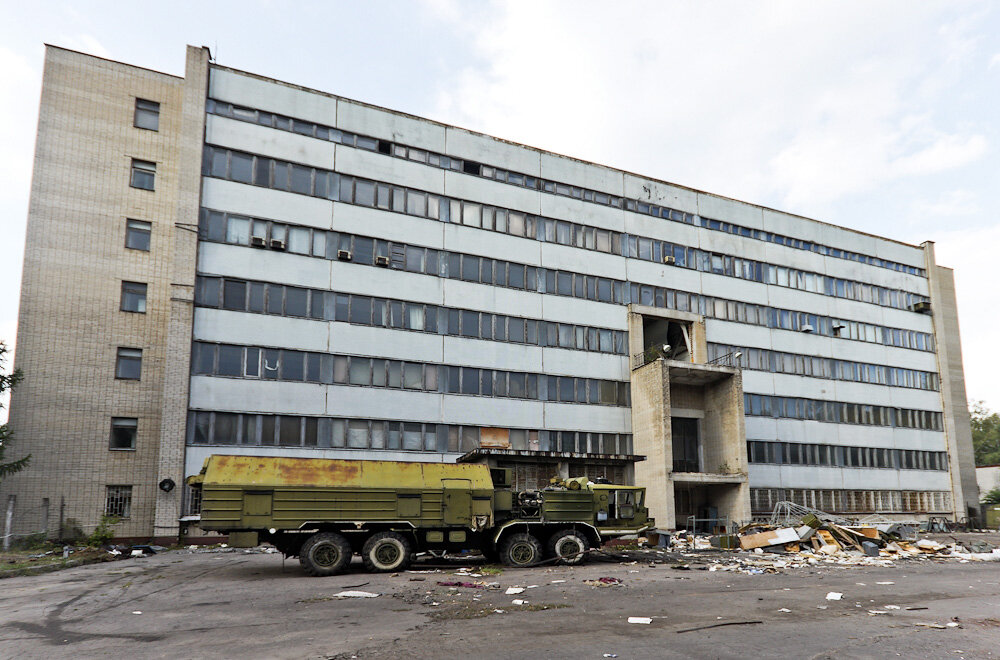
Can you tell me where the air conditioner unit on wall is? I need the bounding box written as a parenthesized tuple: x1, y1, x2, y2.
(337, 249, 352, 261)
(663, 255, 676, 265)
(250, 236, 266, 248)
(269, 239, 286, 251)
(911, 300, 932, 314)
(375, 255, 390, 267)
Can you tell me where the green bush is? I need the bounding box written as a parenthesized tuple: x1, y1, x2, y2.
(86, 515, 120, 547)
(982, 487, 1000, 506)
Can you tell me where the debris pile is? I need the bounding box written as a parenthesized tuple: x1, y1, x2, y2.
(661, 502, 1000, 569)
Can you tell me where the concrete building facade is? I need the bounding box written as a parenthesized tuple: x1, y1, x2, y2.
(1, 45, 979, 541)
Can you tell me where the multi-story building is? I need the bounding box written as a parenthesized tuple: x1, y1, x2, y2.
(1, 45, 978, 542)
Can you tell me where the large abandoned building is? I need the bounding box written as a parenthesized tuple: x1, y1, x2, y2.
(1, 45, 978, 541)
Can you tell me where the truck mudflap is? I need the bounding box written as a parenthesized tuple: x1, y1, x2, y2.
(491, 520, 601, 546)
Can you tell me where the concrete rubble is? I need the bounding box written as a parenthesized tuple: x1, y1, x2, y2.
(652, 506, 1000, 573)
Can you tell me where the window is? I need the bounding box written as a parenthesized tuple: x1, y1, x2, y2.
(115, 348, 142, 380)
(110, 418, 137, 450)
(134, 99, 160, 131)
(130, 159, 156, 190)
(105, 485, 132, 518)
(125, 219, 151, 251)
(120, 281, 147, 312)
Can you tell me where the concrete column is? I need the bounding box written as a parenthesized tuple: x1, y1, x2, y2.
(630, 360, 674, 528)
(922, 242, 979, 519)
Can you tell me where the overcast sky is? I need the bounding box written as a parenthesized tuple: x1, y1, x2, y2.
(1, 1, 998, 420)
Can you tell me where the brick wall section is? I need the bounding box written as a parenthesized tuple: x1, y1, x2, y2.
(152, 46, 209, 540)
(1, 46, 204, 539)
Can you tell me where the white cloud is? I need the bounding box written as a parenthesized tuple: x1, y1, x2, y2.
(991, 53, 1000, 69)
(911, 189, 980, 218)
(892, 133, 987, 176)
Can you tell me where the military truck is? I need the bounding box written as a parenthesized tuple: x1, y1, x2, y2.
(187, 455, 652, 576)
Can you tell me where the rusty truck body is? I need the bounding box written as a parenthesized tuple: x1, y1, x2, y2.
(187, 455, 652, 576)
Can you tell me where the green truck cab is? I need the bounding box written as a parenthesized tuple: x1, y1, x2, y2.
(187, 455, 652, 576)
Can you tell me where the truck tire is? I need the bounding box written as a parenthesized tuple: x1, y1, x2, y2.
(361, 531, 413, 572)
(500, 533, 542, 567)
(299, 532, 353, 577)
(548, 529, 588, 565)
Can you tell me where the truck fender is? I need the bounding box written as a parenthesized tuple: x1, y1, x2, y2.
(492, 521, 601, 547)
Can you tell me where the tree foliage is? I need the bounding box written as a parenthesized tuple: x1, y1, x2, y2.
(983, 487, 1000, 506)
(971, 400, 1000, 467)
(0, 341, 29, 480)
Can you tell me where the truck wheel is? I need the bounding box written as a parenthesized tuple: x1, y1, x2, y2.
(299, 532, 353, 577)
(361, 532, 413, 572)
(500, 533, 542, 567)
(548, 529, 588, 565)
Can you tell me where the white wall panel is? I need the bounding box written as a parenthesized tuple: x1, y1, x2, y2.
(337, 99, 447, 152)
(332, 262, 443, 303)
(210, 69, 338, 126)
(189, 376, 327, 414)
(326, 386, 443, 422)
(332, 203, 445, 249)
(443, 221, 542, 265)
(194, 309, 331, 353)
(443, 336, 544, 373)
(446, 127, 541, 176)
(539, 242, 625, 279)
(199, 242, 332, 288)
(540, 152, 625, 197)
(540, 194, 624, 233)
(542, 348, 629, 381)
(207, 114, 334, 169)
(441, 396, 544, 428)
(442, 279, 543, 318)
(540, 294, 626, 330)
(332, 324, 443, 363)
(543, 403, 630, 433)
(202, 178, 333, 229)
(444, 170, 541, 215)
(622, 175, 699, 216)
(334, 145, 445, 194)
(697, 193, 765, 230)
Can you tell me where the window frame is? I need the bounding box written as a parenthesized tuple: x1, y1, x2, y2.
(133, 98, 160, 131)
(115, 347, 143, 380)
(125, 219, 152, 251)
(109, 417, 138, 451)
(130, 158, 157, 191)
(120, 281, 148, 313)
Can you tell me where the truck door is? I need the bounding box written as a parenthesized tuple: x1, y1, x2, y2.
(242, 490, 273, 526)
(441, 479, 472, 526)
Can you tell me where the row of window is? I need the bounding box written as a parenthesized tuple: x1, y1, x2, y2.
(207, 98, 925, 277)
(195, 276, 629, 355)
(744, 393, 942, 430)
(191, 342, 631, 406)
(200, 209, 936, 353)
(749, 488, 951, 515)
(707, 343, 939, 391)
(187, 410, 635, 455)
(202, 144, 927, 312)
(747, 440, 948, 471)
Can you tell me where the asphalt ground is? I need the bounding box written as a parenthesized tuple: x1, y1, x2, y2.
(1, 544, 999, 659)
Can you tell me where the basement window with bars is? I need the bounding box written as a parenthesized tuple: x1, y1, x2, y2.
(105, 485, 132, 518)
